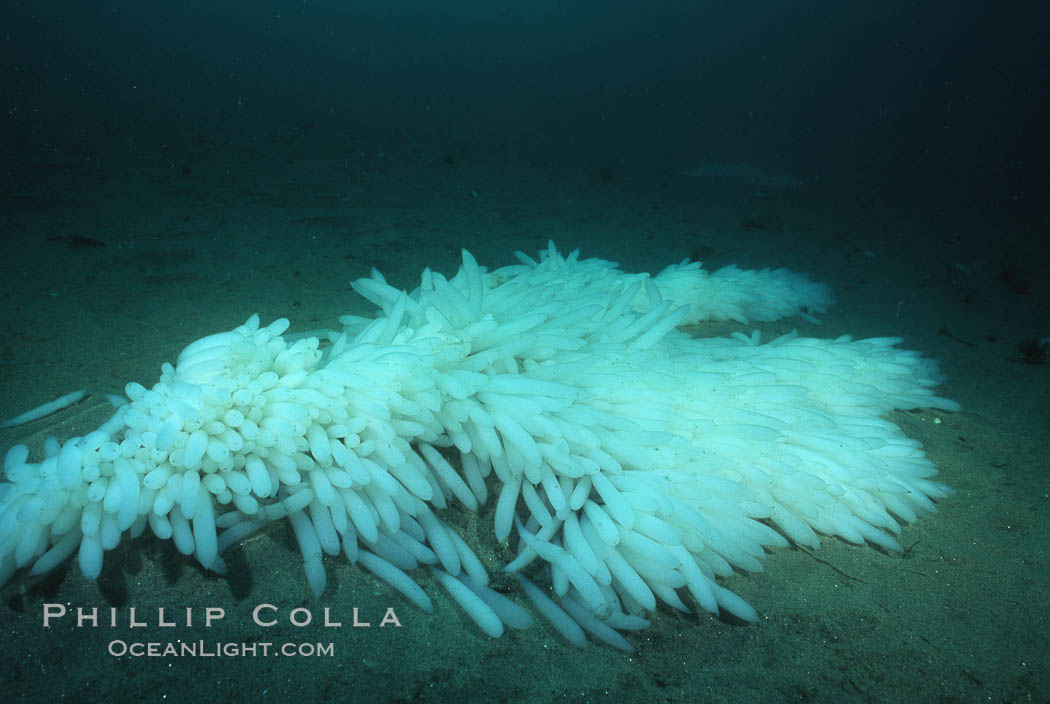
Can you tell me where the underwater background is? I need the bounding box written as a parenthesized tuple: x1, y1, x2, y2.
(1, 1, 1047, 702)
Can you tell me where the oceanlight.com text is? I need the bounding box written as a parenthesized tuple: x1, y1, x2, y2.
(108, 639, 336, 657)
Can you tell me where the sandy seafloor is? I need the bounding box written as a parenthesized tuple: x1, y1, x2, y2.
(0, 129, 1046, 703)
